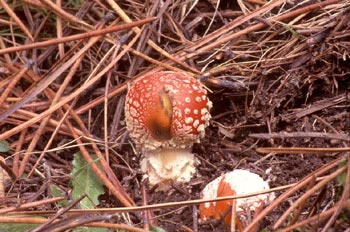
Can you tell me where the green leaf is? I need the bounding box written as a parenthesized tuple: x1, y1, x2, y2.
(49, 184, 71, 207)
(281, 23, 298, 37)
(337, 158, 348, 187)
(71, 153, 105, 209)
(338, 172, 346, 187)
(0, 223, 39, 231)
(150, 225, 167, 232)
(73, 227, 108, 232)
(0, 140, 10, 152)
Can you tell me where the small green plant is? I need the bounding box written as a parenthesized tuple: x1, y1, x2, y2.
(70, 153, 105, 209)
(0, 140, 10, 152)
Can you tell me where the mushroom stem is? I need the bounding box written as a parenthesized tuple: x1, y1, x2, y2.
(141, 148, 197, 190)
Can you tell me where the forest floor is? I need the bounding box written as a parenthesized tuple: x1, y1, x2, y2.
(0, 0, 349, 231)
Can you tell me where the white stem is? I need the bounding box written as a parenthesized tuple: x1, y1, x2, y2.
(141, 148, 197, 190)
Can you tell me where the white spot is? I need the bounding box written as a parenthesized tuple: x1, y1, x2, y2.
(174, 110, 180, 117)
(185, 117, 193, 124)
(174, 120, 182, 128)
(192, 84, 199, 90)
(129, 106, 138, 118)
(193, 120, 199, 128)
(165, 84, 179, 94)
(185, 97, 191, 103)
(185, 108, 191, 114)
(183, 84, 190, 89)
(194, 109, 198, 115)
(201, 108, 208, 115)
(196, 96, 202, 102)
(133, 101, 140, 108)
(197, 124, 205, 132)
(202, 95, 207, 101)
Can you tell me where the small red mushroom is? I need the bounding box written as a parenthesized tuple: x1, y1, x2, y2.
(199, 169, 275, 230)
(124, 71, 212, 189)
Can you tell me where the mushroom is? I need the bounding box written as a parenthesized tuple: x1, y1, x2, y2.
(199, 169, 275, 229)
(124, 71, 212, 189)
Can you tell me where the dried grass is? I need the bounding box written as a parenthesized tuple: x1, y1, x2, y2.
(0, 0, 349, 231)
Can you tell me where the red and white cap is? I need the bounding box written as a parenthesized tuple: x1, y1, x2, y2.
(199, 169, 275, 226)
(125, 71, 212, 151)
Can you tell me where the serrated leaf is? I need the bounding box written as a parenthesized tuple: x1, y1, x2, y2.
(0, 140, 10, 152)
(71, 153, 105, 209)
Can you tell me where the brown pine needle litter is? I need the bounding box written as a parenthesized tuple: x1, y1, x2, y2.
(0, 1, 349, 231)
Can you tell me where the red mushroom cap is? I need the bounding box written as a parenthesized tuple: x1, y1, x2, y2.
(199, 170, 275, 226)
(125, 71, 212, 151)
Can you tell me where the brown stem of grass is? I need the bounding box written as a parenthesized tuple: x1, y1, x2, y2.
(0, 197, 64, 214)
(0, 0, 34, 41)
(0, 217, 147, 232)
(0, 17, 156, 55)
(273, 166, 347, 229)
(243, 156, 344, 232)
(280, 200, 350, 232)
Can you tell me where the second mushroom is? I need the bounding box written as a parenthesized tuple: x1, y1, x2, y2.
(124, 71, 212, 190)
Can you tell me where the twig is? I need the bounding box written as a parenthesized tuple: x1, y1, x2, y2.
(6, 181, 323, 216)
(321, 153, 350, 231)
(282, 93, 349, 120)
(39, 0, 92, 28)
(105, 0, 199, 74)
(0, 17, 156, 55)
(279, 200, 350, 232)
(0, 0, 34, 41)
(0, 216, 146, 232)
(0, 197, 64, 214)
(250, 132, 350, 141)
(256, 147, 350, 154)
(273, 166, 347, 229)
(243, 156, 343, 232)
